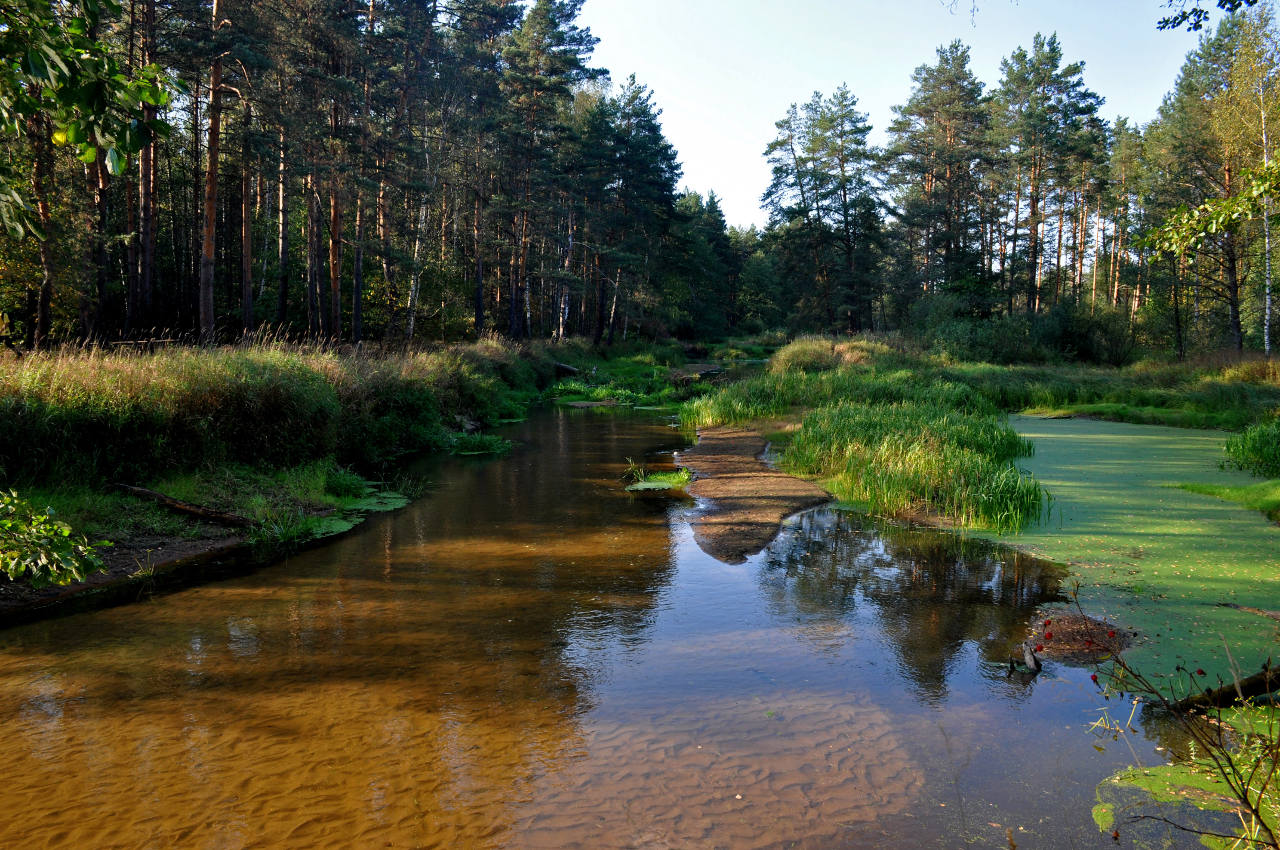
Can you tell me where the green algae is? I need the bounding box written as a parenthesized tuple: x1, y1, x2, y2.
(981, 416, 1280, 691)
(1093, 706, 1279, 846)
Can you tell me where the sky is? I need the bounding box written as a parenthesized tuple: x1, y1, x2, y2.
(575, 0, 1213, 229)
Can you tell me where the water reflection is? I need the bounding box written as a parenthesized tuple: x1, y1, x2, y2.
(758, 509, 1069, 703)
(0, 411, 1183, 848)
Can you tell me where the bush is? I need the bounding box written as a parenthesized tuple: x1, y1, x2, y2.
(769, 337, 840, 374)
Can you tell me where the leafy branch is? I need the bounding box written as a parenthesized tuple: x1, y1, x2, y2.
(1146, 159, 1280, 256)
(0, 0, 179, 238)
(0, 490, 108, 588)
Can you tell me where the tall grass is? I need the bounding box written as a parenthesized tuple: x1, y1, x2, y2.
(1225, 419, 1280, 478)
(785, 402, 1044, 533)
(0, 336, 559, 486)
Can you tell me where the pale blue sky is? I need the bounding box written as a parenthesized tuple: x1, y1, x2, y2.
(576, 0, 1211, 228)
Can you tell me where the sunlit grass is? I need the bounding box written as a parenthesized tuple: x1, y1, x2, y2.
(681, 336, 1280, 533)
(0, 336, 565, 485)
(1178, 478, 1280, 523)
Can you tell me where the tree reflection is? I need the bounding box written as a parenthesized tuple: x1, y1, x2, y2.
(757, 508, 1069, 702)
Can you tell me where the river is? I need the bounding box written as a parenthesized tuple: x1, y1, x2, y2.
(0, 409, 1201, 848)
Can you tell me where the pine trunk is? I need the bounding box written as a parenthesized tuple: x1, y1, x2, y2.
(241, 102, 254, 335)
(198, 0, 223, 342)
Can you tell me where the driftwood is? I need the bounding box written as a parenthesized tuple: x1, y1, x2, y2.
(1174, 664, 1277, 711)
(116, 484, 254, 527)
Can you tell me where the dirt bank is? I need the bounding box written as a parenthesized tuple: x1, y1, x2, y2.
(677, 426, 831, 564)
(0, 533, 250, 626)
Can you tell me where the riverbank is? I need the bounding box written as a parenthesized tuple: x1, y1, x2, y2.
(0, 337, 724, 615)
(680, 337, 1280, 685)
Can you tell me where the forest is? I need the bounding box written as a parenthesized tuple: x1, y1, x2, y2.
(0, 0, 1277, 361)
(1, 2, 1279, 847)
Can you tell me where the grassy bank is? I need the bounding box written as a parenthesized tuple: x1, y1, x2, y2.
(682, 336, 1280, 531)
(0, 336, 564, 486)
(0, 336, 705, 591)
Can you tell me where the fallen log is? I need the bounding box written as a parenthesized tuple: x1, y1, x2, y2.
(115, 484, 254, 528)
(1174, 663, 1277, 711)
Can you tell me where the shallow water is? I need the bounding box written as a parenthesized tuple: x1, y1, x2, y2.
(0, 410, 1199, 848)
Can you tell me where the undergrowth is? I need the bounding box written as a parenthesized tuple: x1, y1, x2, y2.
(545, 338, 702, 407)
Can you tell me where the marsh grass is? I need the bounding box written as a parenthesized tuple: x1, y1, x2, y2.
(622, 457, 692, 491)
(1225, 419, 1280, 478)
(682, 337, 1280, 532)
(784, 402, 1045, 532)
(0, 336, 561, 485)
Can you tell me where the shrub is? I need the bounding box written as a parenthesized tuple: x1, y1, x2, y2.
(768, 337, 841, 374)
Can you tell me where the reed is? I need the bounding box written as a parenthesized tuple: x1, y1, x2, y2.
(1226, 419, 1280, 478)
(784, 401, 1045, 533)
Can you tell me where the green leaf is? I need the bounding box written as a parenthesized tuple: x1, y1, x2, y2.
(25, 50, 50, 84)
(77, 145, 97, 164)
(104, 147, 124, 176)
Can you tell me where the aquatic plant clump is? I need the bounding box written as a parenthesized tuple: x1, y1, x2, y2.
(1225, 419, 1280, 479)
(783, 402, 1046, 533)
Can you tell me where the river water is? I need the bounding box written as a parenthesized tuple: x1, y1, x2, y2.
(0, 410, 1195, 848)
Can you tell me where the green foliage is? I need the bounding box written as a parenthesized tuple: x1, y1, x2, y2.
(1148, 158, 1280, 256)
(684, 336, 1280, 531)
(0, 490, 105, 587)
(910, 296, 1137, 366)
(621, 458, 691, 491)
(767, 337, 841, 374)
(0, 0, 176, 237)
(450, 433, 513, 455)
(1226, 418, 1280, 477)
(546, 340, 698, 407)
(784, 401, 1044, 532)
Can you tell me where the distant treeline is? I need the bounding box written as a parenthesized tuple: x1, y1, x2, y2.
(0, 2, 1277, 361)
